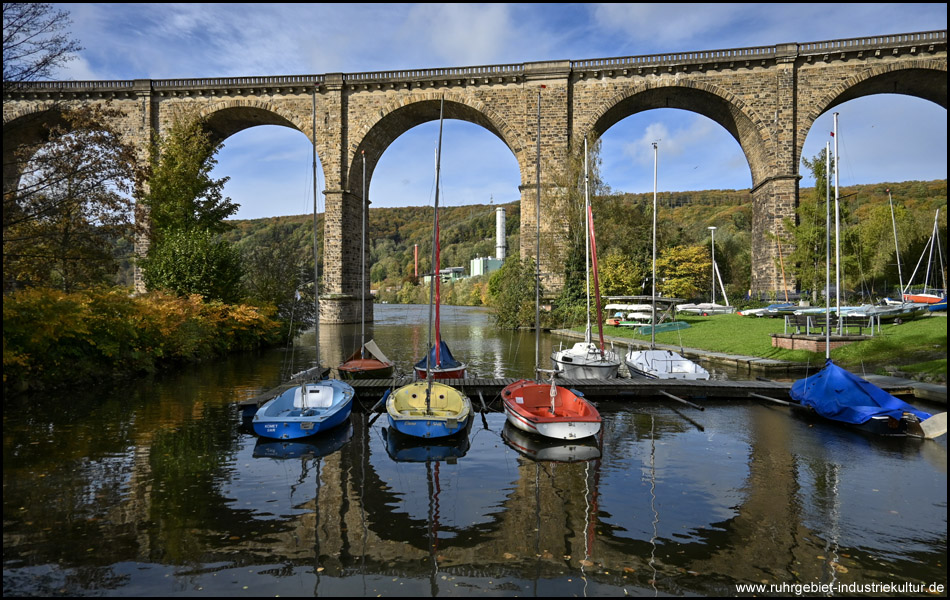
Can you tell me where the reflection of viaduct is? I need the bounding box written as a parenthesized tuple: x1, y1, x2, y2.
(3, 31, 946, 322)
(210, 411, 874, 594)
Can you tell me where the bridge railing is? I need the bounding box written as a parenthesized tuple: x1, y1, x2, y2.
(5, 30, 945, 93)
(344, 63, 525, 83)
(798, 30, 946, 55)
(151, 74, 325, 89)
(572, 45, 777, 70)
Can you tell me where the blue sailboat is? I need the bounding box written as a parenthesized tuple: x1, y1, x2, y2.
(253, 90, 354, 441)
(385, 95, 471, 440)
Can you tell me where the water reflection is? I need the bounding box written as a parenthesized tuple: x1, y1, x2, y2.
(502, 422, 603, 463)
(2, 306, 947, 597)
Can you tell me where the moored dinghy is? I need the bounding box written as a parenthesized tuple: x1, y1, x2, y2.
(253, 379, 355, 440)
(502, 103, 602, 443)
(503, 376, 601, 440)
(386, 96, 472, 440)
(254, 90, 355, 440)
(626, 142, 709, 381)
(339, 339, 395, 380)
(790, 359, 945, 438)
(386, 379, 472, 439)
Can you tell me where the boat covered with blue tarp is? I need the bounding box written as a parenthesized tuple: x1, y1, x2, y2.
(790, 360, 933, 435)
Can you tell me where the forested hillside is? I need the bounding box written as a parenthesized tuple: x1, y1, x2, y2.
(223, 179, 946, 303)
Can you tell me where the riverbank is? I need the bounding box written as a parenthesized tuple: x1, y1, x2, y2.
(550, 311, 947, 405)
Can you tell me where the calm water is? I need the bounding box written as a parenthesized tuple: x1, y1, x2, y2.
(3, 305, 947, 597)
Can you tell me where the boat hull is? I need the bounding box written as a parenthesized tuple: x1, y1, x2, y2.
(253, 380, 355, 440)
(413, 365, 466, 380)
(501, 379, 601, 440)
(551, 342, 620, 379)
(625, 349, 710, 380)
(386, 380, 472, 439)
(339, 358, 395, 380)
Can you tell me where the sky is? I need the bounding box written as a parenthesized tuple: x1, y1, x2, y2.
(51, 3, 948, 220)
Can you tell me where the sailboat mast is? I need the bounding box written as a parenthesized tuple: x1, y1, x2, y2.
(584, 138, 591, 345)
(888, 189, 905, 298)
(312, 89, 321, 371)
(651, 142, 657, 349)
(427, 97, 446, 400)
(361, 151, 367, 358)
(825, 141, 831, 359)
(833, 113, 841, 334)
(535, 90, 541, 376)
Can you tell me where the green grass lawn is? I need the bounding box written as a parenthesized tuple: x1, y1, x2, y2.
(593, 312, 947, 381)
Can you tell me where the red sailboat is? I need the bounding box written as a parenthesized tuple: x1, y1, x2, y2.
(502, 91, 602, 442)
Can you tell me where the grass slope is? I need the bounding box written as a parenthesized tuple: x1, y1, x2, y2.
(597, 312, 947, 382)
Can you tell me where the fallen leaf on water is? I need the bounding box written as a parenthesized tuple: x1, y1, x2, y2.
(503, 552, 516, 559)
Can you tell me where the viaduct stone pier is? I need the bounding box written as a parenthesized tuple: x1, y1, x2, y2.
(3, 30, 946, 322)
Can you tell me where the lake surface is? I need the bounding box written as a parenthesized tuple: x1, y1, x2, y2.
(3, 305, 947, 596)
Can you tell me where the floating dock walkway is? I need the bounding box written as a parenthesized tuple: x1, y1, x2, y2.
(237, 374, 945, 417)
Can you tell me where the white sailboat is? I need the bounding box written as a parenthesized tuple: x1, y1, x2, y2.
(551, 137, 621, 379)
(625, 142, 710, 381)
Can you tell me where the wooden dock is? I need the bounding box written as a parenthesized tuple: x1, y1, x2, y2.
(238, 376, 802, 415)
(238, 374, 945, 416)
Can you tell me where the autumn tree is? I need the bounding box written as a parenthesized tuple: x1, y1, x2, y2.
(488, 256, 537, 328)
(3, 105, 141, 291)
(656, 244, 711, 301)
(598, 248, 646, 297)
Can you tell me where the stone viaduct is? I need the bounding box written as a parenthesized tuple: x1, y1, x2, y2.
(3, 30, 946, 322)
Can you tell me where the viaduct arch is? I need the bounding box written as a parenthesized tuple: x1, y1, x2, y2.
(3, 30, 945, 322)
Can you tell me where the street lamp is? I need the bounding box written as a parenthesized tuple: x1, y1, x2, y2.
(708, 226, 717, 304)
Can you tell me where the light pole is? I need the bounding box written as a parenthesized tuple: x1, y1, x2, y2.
(708, 226, 717, 304)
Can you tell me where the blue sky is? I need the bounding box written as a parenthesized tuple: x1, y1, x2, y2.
(53, 3, 947, 220)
